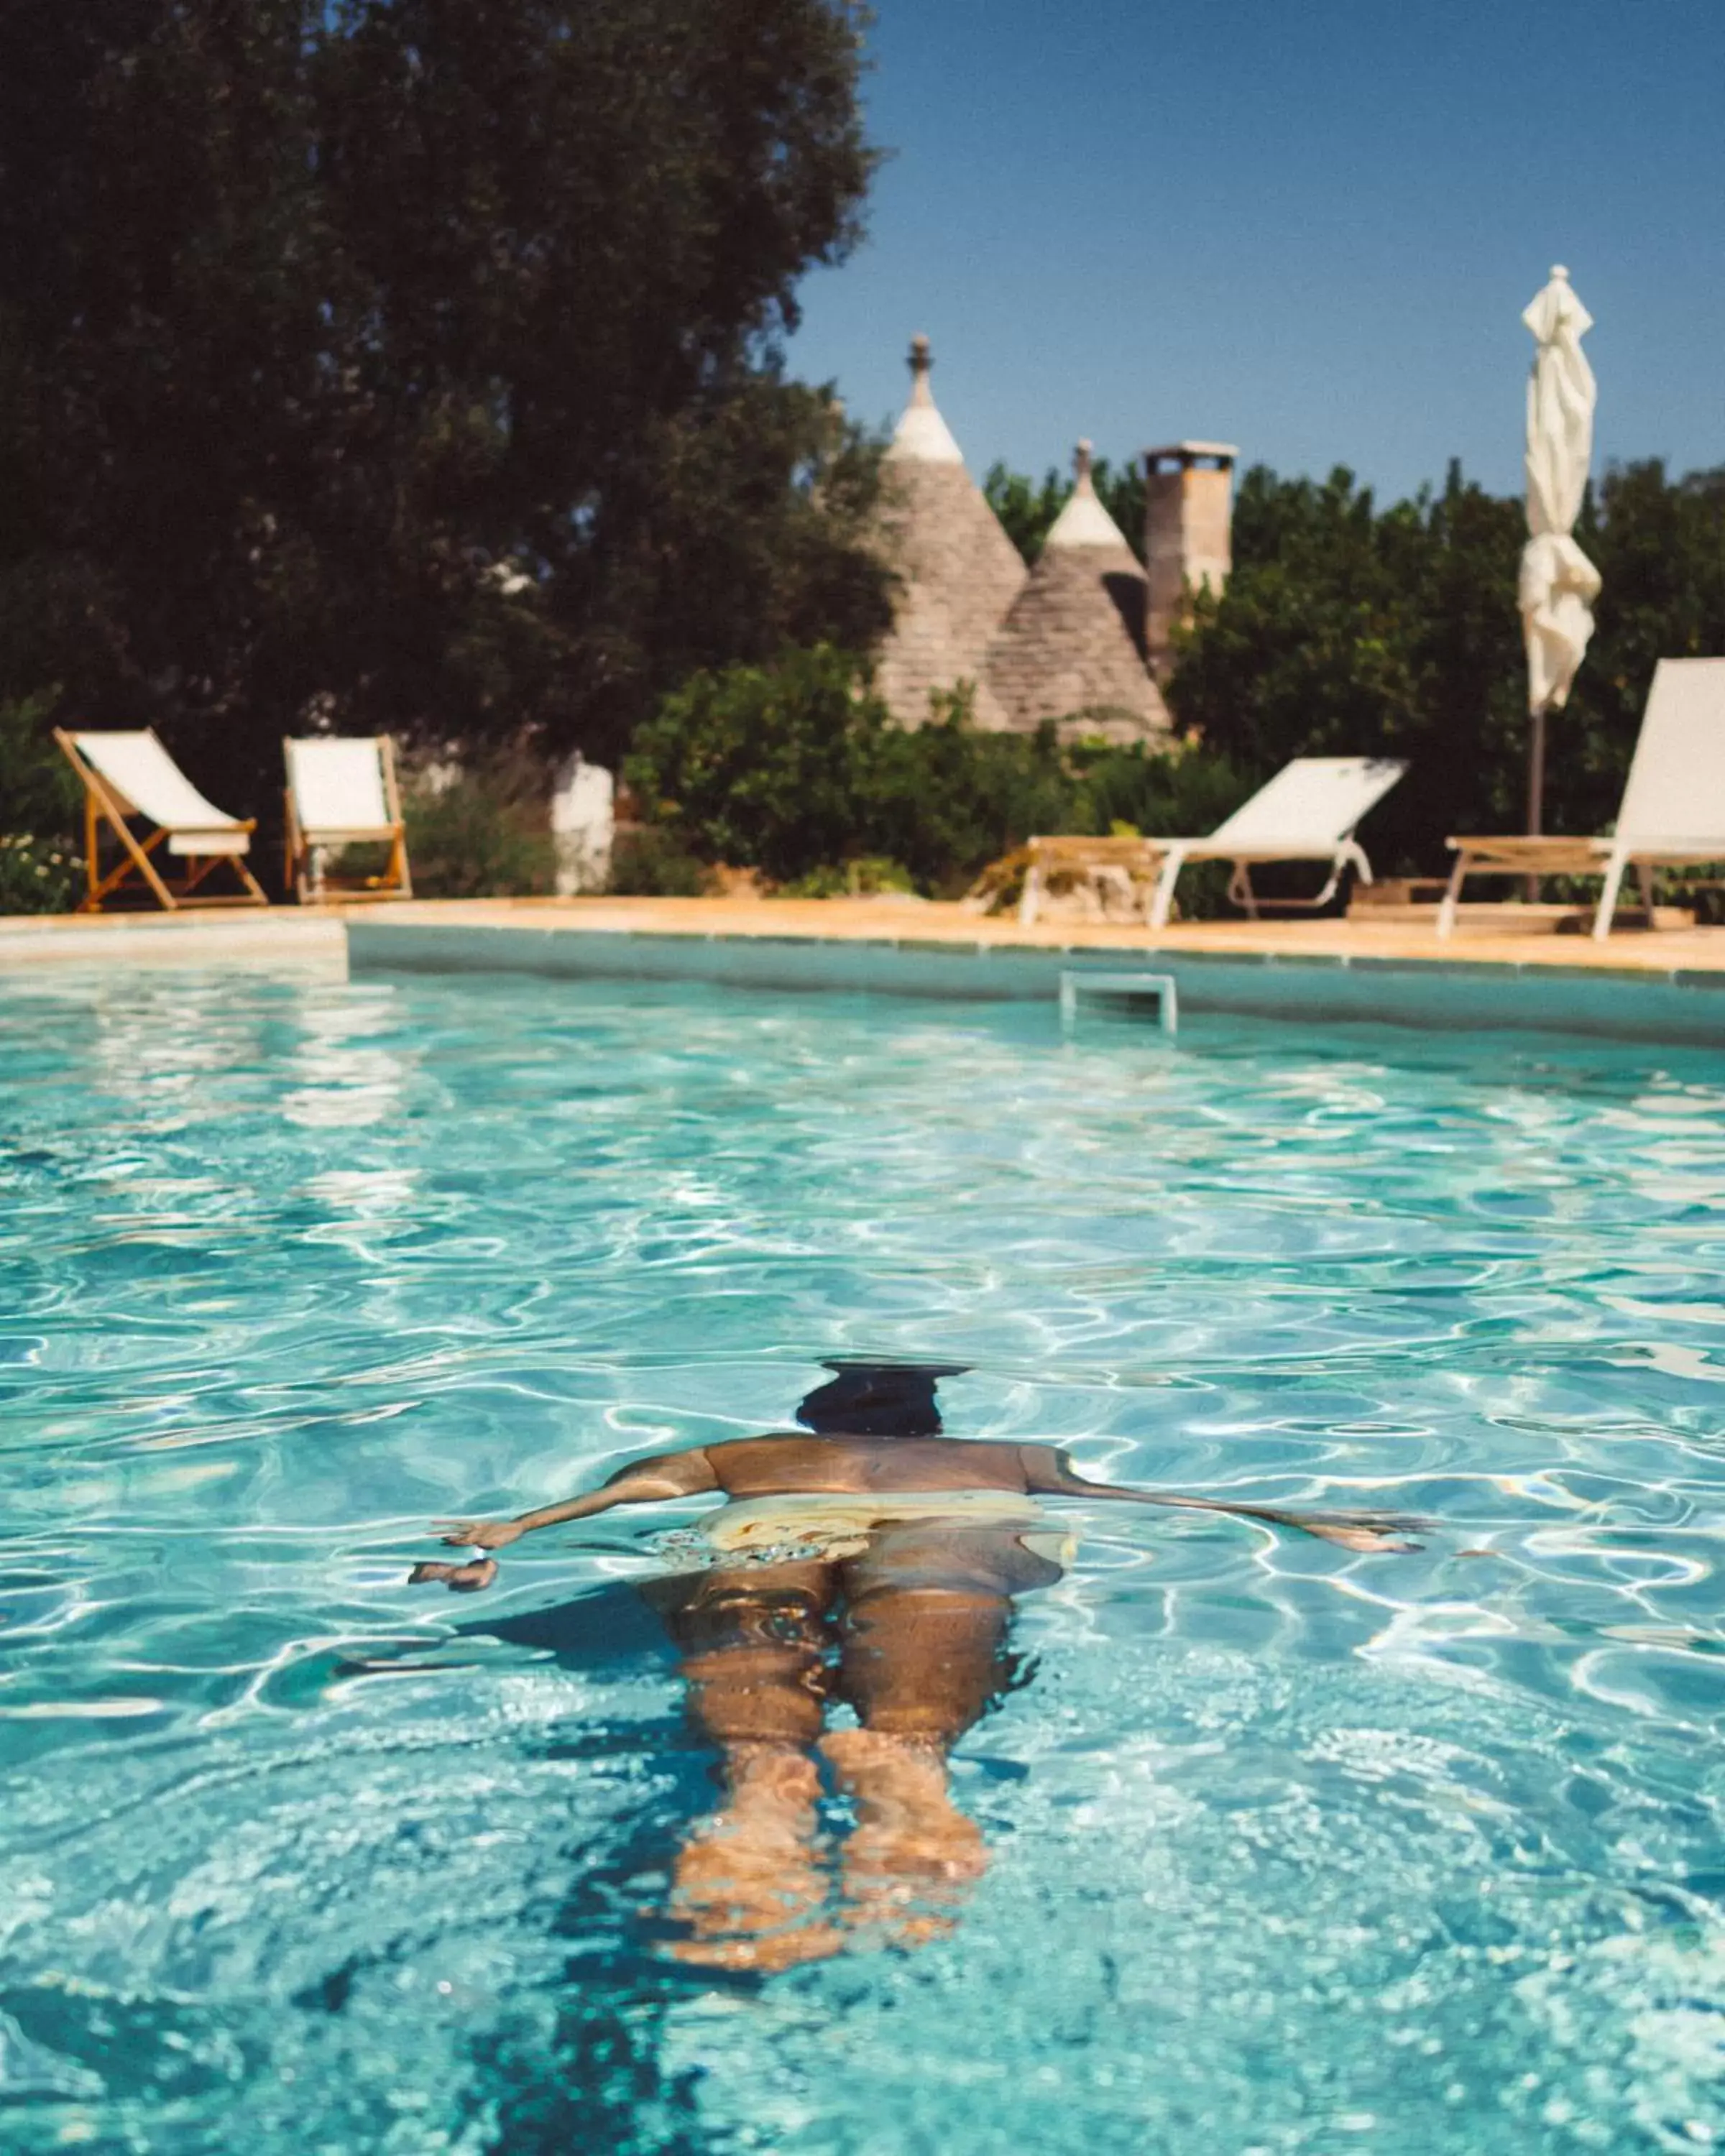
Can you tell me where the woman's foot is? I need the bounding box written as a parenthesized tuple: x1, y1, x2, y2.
(821, 1728, 986, 1949)
(667, 1746, 843, 1971)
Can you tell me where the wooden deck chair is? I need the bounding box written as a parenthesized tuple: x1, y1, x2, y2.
(55, 728, 267, 911)
(1439, 658, 1725, 941)
(282, 735, 411, 903)
(1018, 756, 1408, 929)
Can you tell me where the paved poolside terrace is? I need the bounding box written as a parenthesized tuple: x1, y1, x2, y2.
(4, 896, 1725, 1044)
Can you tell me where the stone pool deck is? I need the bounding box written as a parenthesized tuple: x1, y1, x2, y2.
(5, 896, 1725, 1044)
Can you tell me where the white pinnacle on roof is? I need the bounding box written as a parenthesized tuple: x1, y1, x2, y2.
(888, 333, 965, 465)
(1044, 440, 1130, 548)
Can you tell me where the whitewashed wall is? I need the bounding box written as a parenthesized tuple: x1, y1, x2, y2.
(551, 753, 615, 895)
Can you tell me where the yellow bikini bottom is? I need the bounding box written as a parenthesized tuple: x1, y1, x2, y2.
(700, 1488, 1075, 1567)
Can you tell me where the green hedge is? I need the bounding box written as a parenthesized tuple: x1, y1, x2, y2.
(624, 646, 1250, 903)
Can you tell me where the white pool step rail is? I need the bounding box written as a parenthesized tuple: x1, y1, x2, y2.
(1058, 969, 1179, 1035)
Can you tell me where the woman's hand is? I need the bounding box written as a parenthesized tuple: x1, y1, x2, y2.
(1294, 1508, 1428, 1553)
(408, 1557, 499, 1593)
(433, 1519, 525, 1550)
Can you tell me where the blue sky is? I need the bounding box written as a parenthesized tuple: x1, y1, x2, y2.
(786, 0, 1724, 502)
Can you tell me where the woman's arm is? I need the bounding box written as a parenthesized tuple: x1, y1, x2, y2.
(433, 1446, 720, 1549)
(1019, 1445, 1423, 1552)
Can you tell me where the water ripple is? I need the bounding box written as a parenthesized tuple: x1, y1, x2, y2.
(2, 970, 1724, 2152)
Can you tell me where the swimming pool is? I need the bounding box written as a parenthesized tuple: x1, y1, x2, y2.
(3, 967, 1722, 2154)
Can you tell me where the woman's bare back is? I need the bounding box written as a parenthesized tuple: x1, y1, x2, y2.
(702, 1434, 1036, 1498)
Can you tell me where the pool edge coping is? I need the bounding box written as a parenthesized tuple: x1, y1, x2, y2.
(340, 916, 1725, 1047)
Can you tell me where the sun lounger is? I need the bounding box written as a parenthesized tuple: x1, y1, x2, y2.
(1018, 756, 1408, 929)
(54, 728, 267, 911)
(1438, 658, 1725, 940)
(282, 735, 411, 902)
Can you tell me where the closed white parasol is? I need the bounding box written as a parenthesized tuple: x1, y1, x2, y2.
(1520, 264, 1601, 833)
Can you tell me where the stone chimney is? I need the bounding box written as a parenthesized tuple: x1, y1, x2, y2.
(1143, 441, 1238, 679)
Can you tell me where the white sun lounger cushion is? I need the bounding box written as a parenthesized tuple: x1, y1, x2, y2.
(1205, 757, 1409, 851)
(1614, 658, 1725, 853)
(285, 737, 395, 837)
(70, 731, 252, 854)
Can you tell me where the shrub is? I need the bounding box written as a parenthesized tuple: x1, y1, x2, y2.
(0, 691, 83, 913)
(402, 746, 557, 898)
(0, 831, 82, 914)
(869, 690, 1077, 895)
(607, 826, 709, 896)
(627, 650, 1095, 895)
(1070, 737, 1254, 839)
(1066, 737, 1257, 916)
(781, 854, 915, 898)
(624, 648, 1260, 914)
(624, 645, 892, 884)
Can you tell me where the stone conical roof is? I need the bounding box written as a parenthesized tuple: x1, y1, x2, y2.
(873, 336, 1024, 731)
(983, 441, 1172, 743)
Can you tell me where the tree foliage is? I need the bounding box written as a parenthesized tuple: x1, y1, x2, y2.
(0, 0, 889, 811)
(977, 451, 1725, 877)
(1169, 459, 1725, 874)
(984, 456, 1145, 565)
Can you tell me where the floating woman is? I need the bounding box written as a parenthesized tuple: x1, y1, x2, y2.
(413, 1363, 1420, 1970)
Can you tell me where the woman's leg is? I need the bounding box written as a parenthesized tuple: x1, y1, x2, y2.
(648, 1559, 844, 1969)
(825, 1526, 1060, 1941)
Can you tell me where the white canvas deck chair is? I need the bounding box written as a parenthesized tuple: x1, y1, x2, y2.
(54, 728, 267, 911)
(1439, 658, 1725, 941)
(1018, 756, 1407, 929)
(282, 735, 411, 902)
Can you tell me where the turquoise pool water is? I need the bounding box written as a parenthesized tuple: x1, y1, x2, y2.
(3, 967, 1724, 2155)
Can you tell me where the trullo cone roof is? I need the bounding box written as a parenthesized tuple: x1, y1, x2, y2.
(983, 441, 1172, 742)
(873, 336, 1024, 731)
